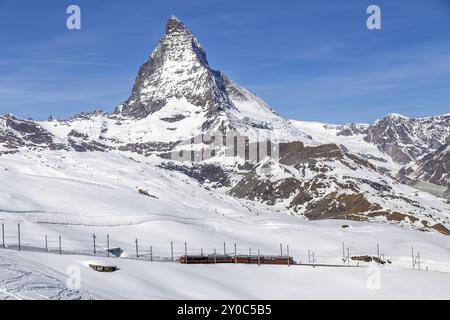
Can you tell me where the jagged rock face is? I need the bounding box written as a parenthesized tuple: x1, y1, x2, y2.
(227, 140, 450, 234)
(278, 141, 342, 166)
(362, 113, 450, 164)
(115, 16, 233, 120)
(112, 16, 308, 143)
(67, 130, 109, 152)
(335, 123, 369, 137)
(304, 193, 382, 221)
(159, 162, 231, 188)
(0, 115, 65, 151)
(414, 143, 450, 188)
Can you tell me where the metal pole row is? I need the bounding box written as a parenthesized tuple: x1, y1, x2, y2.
(0, 227, 427, 271)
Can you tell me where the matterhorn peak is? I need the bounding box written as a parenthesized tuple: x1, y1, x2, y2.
(113, 15, 303, 144)
(114, 15, 228, 119)
(165, 15, 191, 35)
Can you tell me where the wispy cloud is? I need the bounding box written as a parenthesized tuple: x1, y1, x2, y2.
(245, 41, 450, 123)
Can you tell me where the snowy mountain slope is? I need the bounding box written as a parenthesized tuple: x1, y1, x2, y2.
(0, 149, 448, 239)
(414, 143, 450, 188)
(0, 150, 450, 299)
(288, 120, 402, 172)
(398, 143, 450, 197)
(290, 114, 450, 169)
(221, 75, 310, 142)
(0, 126, 449, 300)
(362, 113, 450, 164)
(228, 141, 449, 232)
(290, 116, 450, 195)
(0, 115, 67, 152)
(329, 113, 450, 164)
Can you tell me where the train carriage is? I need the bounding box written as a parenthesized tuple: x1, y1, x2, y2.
(179, 254, 294, 265)
(178, 255, 233, 264)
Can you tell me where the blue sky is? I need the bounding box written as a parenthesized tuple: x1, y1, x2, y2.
(0, 0, 449, 123)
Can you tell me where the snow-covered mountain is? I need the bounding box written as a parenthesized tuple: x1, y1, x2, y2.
(337, 113, 450, 164)
(398, 143, 450, 198)
(115, 15, 309, 144)
(0, 16, 449, 236)
(290, 114, 449, 196)
(414, 143, 450, 188)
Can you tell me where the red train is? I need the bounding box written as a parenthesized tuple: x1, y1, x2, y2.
(178, 254, 295, 265)
(233, 255, 295, 265)
(178, 255, 233, 264)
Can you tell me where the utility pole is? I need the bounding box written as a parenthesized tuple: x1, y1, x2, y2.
(171, 242, 174, 261)
(107, 234, 110, 258)
(214, 249, 217, 264)
(287, 245, 290, 267)
(412, 247, 421, 271)
(249, 248, 252, 256)
(223, 242, 226, 255)
(234, 243, 237, 256)
(1, 223, 4, 248)
(150, 246, 153, 262)
(201, 248, 203, 256)
(418, 252, 421, 270)
(377, 243, 380, 259)
(280, 243, 283, 257)
(347, 248, 350, 267)
(258, 249, 261, 266)
(312, 252, 315, 268)
(59, 236, 62, 255)
(342, 242, 345, 261)
(184, 241, 187, 256)
(17, 223, 21, 252)
(45, 235, 48, 252)
(308, 250, 311, 264)
(93, 233, 97, 254)
(135, 239, 139, 258)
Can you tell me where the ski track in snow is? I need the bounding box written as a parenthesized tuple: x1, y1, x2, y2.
(0, 253, 95, 300)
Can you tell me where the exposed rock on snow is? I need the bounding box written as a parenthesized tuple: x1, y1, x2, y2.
(333, 114, 450, 164)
